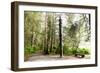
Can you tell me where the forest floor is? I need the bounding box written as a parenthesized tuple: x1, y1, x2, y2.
(25, 53, 90, 62)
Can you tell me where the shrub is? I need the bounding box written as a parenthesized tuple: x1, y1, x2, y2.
(77, 48, 90, 55)
(63, 46, 73, 55)
(24, 46, 37, 55)
(63, 46, 90, 55)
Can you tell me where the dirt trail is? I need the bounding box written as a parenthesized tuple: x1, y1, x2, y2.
(26, 54, 90, 61)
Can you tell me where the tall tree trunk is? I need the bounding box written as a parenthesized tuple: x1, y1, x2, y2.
(59, 16, 63, 58)
(44, 13, 49, 54)
(53, 14, 56, 49)
(50, 14, 53, 53)
(44, 13, 47, 54)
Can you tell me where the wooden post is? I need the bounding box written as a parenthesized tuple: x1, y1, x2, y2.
(59, 16, 63, 58)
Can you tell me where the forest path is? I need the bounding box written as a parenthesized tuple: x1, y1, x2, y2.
(26, 54, 90, 61)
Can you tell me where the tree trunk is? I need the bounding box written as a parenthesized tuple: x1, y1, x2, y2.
(44, 13, 49, 54)
(59, 16, 63, 58)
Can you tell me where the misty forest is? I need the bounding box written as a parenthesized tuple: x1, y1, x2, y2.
(24, 11, 91, 61)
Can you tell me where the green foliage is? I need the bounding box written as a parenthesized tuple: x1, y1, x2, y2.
(63, 45, 90, 55)
(25, 46, 36, 55)
(77, 48, 90, 55)
(63, 48, 73, 55)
